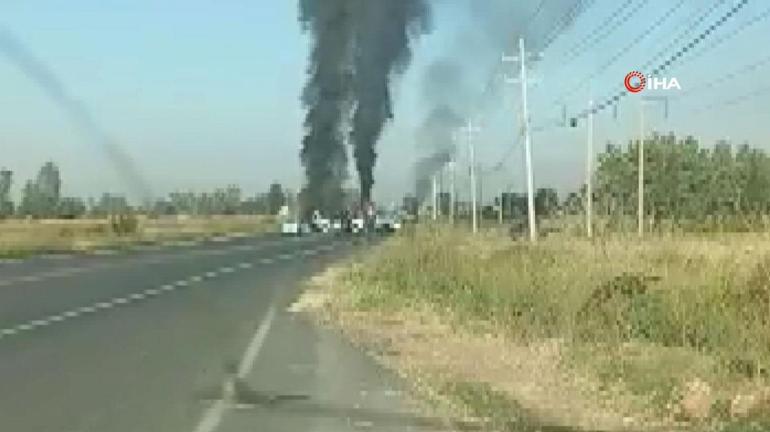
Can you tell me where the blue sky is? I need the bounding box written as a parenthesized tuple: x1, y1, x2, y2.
(1, 1, 769, 204)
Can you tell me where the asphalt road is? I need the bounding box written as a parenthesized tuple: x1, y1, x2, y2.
(0, 233, 445, 432)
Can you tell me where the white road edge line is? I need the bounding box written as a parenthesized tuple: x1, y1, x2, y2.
(192, 303, 277, 432)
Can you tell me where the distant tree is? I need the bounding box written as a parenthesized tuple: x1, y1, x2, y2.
(267, 183, 285, 215)
(587, 134, 770, 231)
(15, 162, 62, 218)
(94, 193, 130, 216)
(35, 161, 61, 217)
(17, 180, 40, 217)
(57, 197, 87, 219)
(562, 191, 584, 216)
(152, 199, 176, 216)
(0, 169, 13, 217)
(223, 185, 241, 215)
(535, 188, 559, 217)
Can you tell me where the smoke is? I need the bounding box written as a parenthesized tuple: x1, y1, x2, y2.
(0, 27, 153, 204)
(349, 0, 430, 203)
(412, 1, 594, 200)
(298, 0, 355, 215)
(299, 0, 430, 211)
(413, 59, 466, 201)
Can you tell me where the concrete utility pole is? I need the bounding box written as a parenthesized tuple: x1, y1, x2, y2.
(638, 104, 645, 238)
(432, 174, 438, 221)
(449, 158, 456, 224)
(462, 119, 480, 233)
(520, 38, 536, 242)
(504, 38, 540, 242)
(637, 96, 669, 238)
(498, 189, 504, 225)
(586, 100, 594, 238)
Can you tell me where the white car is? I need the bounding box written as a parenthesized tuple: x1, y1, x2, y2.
(314, 218, 331, 233)
(331, 220, 343, 232)
(281, 221, 311, 236)
(281, 222, 301, 236)
(351, 218, 365, 234)
(375, 213, 402, 232)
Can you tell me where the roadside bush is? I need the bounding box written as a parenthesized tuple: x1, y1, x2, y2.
(109, 213, 139, 236)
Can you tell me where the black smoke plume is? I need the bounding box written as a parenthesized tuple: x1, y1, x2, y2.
(298, 0, 355, 215)
(0, 27, 153, 204)
(349, 0, 430, 204)
(299, 0, 430, 212)
(411, 1, 596, 204)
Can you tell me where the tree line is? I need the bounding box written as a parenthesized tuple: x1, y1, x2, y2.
(0, 162, 288, 219)
(566, 133, 770, 231)
(489, 133, 770, 232)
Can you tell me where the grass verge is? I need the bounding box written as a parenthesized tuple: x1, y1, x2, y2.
(294, 224, 770, 431)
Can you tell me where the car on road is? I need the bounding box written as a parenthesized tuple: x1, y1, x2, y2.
(375, 212, 402, 233)
(331, 219, 343, 232)
(351, 218, 365, 234)
(281, 221, 311, 236)
(312, 218, 331, 233)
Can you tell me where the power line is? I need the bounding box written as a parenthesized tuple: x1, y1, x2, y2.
(562, 0, 650, 65)
(690, 85, 770, 115)
(545, 0, 728, 123)
(539, 0, 598, 52)
(682, 4, 770, 65)
(559, 0, 627, 56)
(568, 0, 751, 124)
(553, 0, 687, 105)
(638, 0, 730, 72)
(677, 52, 770, 100)
(522, 0, 547, 40)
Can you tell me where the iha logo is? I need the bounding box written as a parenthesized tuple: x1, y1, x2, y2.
(624, 71, 681, 92)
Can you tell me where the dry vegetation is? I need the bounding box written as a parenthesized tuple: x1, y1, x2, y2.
(0, 215, 276, 257)
(295, 225, 770, 431)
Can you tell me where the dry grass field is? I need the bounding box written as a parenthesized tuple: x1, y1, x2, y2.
(0, 215, 276, 257)
(295, 224, 770, 431)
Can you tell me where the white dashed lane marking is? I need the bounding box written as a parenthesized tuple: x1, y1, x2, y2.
(0, 241, 338, 341)
(19, 275, 42, 282)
